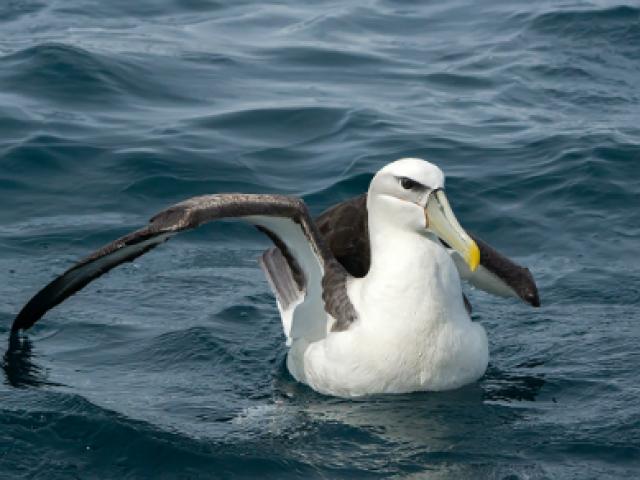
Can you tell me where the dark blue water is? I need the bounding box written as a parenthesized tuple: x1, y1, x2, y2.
(1, 1, 639, 478)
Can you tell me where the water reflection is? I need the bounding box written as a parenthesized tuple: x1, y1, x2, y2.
(482, 365, 546, 403)
(225, 364, 549, 477)
(265, 360, 546, 449)
(2, 333, 56, 388)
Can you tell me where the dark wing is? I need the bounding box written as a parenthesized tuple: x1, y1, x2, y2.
(315, 194, 540, 307)
(316, 194, 370, 277)
(449, 237, 540, 307)
(12, 194, 357, 336)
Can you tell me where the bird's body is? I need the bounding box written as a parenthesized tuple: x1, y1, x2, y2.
(289, 228, 488, 397)
(10, 158, 539, 398)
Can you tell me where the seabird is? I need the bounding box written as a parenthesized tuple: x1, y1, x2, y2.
(10, 158, 539, 397)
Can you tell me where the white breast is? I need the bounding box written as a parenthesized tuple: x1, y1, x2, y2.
(288, 231, 489, 397)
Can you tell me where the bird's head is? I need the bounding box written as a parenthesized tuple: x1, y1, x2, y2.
(367, 158, 480, 272)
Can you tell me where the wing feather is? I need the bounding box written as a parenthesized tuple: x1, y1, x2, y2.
(12, 194, 357, 335)
(315, 194, 540, 307)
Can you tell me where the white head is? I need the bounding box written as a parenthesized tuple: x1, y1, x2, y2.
(367, 158, 480, 271)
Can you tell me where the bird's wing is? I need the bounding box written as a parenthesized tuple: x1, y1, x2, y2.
(315, 194, 540, 307)
(447, 236, 540, 306)
(259, 247, 305, 343)
(315, 194, 370, 278)
(11, 194, 358, 339)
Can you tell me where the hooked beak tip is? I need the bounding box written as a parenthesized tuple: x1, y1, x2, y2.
(468, 242, 480, 272)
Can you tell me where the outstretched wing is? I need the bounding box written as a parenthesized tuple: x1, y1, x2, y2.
(315, 194, 540, 307)
(11, 194, 357, 337)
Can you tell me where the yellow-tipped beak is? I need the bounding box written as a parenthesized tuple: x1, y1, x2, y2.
(425, 189, 480, 272)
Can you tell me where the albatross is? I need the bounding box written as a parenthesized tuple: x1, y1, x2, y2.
(10, 158, 539, 397)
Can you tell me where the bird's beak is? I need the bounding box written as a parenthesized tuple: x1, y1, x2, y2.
(425, 189, 480, 272)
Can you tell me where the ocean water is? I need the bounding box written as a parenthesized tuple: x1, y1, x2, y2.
(1, 0, 639, 478)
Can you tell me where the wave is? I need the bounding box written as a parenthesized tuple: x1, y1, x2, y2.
(0, 43, 198, 108)
(530, 5, 640, 36)
(1, 2, 639, 478)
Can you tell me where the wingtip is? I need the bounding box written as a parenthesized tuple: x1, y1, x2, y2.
(11, 304, 39, 334)
(529, 293, 541, 308)
(10, 323, 24, 336)
(522, 268, 541, 307)
(10, 314, 29, 335)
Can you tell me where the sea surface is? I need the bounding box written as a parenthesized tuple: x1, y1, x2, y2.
(1, 0, 639, 478)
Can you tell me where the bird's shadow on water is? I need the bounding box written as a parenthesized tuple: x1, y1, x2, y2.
(2, 333, 61, 388)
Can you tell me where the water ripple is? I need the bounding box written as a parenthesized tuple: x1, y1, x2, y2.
(1, 1, 639, 478)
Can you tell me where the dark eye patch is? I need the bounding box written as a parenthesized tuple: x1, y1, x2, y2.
(399, 176, 422, 190)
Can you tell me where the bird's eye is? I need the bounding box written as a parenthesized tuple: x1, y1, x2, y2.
(399, 177, 418, 190)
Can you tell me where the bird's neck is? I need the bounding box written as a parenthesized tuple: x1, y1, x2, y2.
(353, 208, 467, 327)
(367, 221, 445, 292)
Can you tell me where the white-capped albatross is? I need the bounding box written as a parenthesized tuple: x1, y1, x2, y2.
(10, 158, 539, 397)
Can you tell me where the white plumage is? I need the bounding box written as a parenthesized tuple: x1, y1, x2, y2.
(13, 157, 538, 399)
(268, 159, 489, 397)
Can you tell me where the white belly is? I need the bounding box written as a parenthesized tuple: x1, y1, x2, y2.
(285, 236, 489, 398)
(286, 317, 488, 397)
